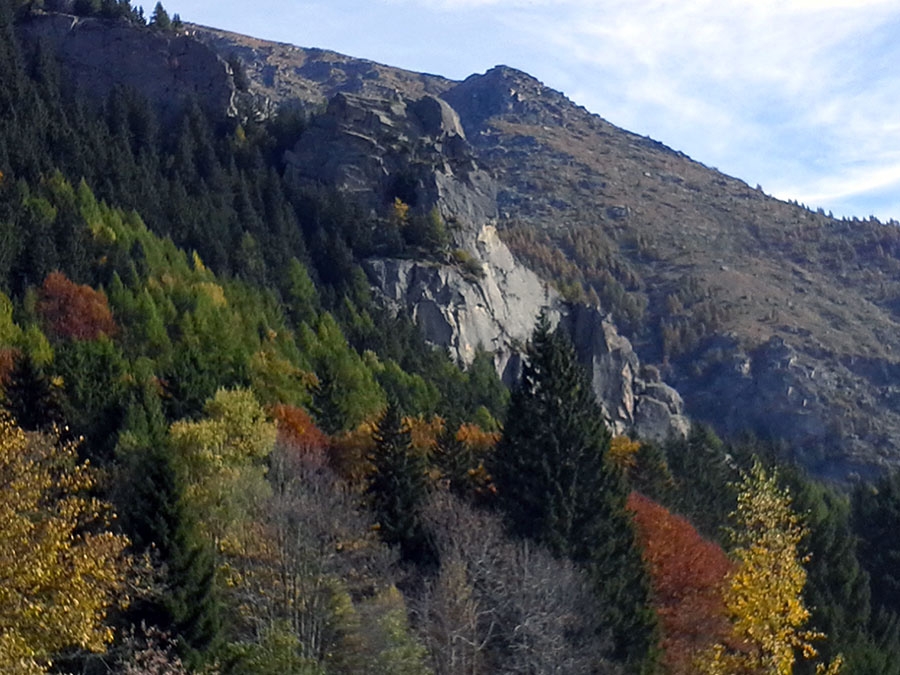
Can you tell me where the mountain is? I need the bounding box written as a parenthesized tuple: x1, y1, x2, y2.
(21, 13, 900, 480)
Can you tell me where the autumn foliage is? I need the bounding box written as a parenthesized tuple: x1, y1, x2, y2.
(37, 272, 117, 341)
(272, 404, 329, 470)
(609, 435, 641, 471)
(627, 492, 731, 674)
(0, 347, 17, 387)
(329, 414, 458, 484)
(695, 460, 842, 675)
(0, 414, 129, 673)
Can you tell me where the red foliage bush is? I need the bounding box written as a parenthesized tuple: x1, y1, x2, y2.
(627, 492, 731, 674)
(272, 403, 329, 470)
(37, 272, 117, 341)
(0, 347, 18, 387)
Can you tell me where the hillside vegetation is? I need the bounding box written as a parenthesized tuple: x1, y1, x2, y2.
(3, 1, 900, 673)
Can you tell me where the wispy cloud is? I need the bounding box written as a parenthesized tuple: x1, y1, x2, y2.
(471, 0, 900, 218)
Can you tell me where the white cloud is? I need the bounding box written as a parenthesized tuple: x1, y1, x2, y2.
(474, 0, 900, 217)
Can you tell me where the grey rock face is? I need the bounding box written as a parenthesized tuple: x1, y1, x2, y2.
(564, 304, 690, 440)
(676, 335, 892, 482)
(363, 256, 544, 383)
(186, 23, 456, 118)
(292, 91, 690, 441)
(16, 14, 236, 121)
(366, 252, 688, 441)
(284, 91, 496, 226)
(442, 65, 579, 135)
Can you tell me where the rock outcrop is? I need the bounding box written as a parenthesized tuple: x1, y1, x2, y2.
(364, 250, 688, 441)
(677, 335, 892, 481)
(287, 90, 689, 440)
(284, 90, 495, 225)
(16, 13, 237, 121)
(564, 305, 690, 441)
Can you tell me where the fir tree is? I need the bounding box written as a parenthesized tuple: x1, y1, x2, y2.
(1, 349, 64, 431)
(366, 400, 431, 563)
(491, 313, 656, 667)
(115, 385, 222, 668)
(149, 1, 170, 30)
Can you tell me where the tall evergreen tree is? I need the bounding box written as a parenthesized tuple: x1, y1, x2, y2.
(366, 399, 431, 563)
(787, 472, 872, 674)
(664, 423, 736, 543)
(115, 383, 222, 668)
(149, 1, 170, 30)
(1, 349, 64, 431)
(491, 313, 656, 667)
(854, 471, 900, 619)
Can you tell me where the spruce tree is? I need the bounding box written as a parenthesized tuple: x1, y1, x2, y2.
(366, 399, 431, 563)
(491, 313, 656, 666)
(149, 1, 170, 30)
(854, 472, 900, 618)
(787, 472, 872, 674)
(432, 419, 474, 499)
(664, 423, 736, 542)
(1, 350, 64, 431)
(115, 384, 223, 668)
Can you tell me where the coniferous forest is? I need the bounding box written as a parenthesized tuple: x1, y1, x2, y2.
(1, 1, 900, 673)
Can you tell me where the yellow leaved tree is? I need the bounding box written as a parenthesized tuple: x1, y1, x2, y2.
(169, 388, 277, 555)
(0, 414, 129, 674)
(697, 458, 841, 675)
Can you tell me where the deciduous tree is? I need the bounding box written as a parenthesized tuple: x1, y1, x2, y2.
(628, 492, 730, 674)
(416, 490, 612, 674)
(697, 459, 841, 675)
(169, 388, 277, 554)
(0, 414, 129, 673)
(37, 271, 117, 341)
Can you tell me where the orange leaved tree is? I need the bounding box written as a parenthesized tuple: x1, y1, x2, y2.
(628, 491, 731, 674)
(37, 271, 117, 341)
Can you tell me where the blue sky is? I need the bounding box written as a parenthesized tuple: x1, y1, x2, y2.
(168, 0, 900, 222)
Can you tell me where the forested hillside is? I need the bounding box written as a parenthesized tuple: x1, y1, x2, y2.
(2, 1, 900, 673)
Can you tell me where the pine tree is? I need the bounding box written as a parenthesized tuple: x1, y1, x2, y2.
(149, 1, 170, 30)
(491, 313, 656, 666)
(115, 387, 223, 668)
(367, 400, 430, 563)
(1, 349, 64, 431)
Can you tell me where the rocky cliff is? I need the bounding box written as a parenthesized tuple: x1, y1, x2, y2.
(284, 88, 688, 440)
(16, 13, 237, 121)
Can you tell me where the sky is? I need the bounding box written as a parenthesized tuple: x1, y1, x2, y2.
(167, 0, 900, 222)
